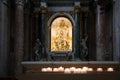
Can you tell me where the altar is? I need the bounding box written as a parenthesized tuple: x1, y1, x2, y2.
(17, 61, 120, 80)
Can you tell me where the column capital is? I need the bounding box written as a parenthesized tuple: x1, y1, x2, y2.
(74, 2, 81, 13)
(40, 2, 47, 8)
(40, 2, 48, 13)
(15, 0, 24, 6)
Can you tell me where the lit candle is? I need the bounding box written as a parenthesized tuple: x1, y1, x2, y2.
(53, 68, 59, 72)
(97, 68, 103, 72)
(77, 68, 82, 72)
(64, 68, 71, 74)
(82, 66, 88, 71)
(88, 68, 93, 72)
(81, 68, 87, 74)
(107, 67, 114, 72)
(70, 67, 76, 72)
(73, 68, 81, 74)
(46, 67, 52, 72)
(41, 68, 47, 72)
(58, 66, 64, 72)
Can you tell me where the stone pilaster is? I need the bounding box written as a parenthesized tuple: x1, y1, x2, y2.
(96, 2, 107, 61)
(113, 0, 120, 61)
(14, 0, 24, 75)
(40, 2, 47, 59)
(96, 4, 103, 61)
(0, 0, 8, 76)
(24, 3, 31, 61)
(74, 2, 81, 60)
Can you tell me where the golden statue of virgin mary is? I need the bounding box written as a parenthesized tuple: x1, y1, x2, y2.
(51, 17, 72, 52)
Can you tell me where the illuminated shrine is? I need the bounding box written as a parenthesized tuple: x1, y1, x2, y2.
(0, 0, 120, 80)
(51, 17, 72, 52)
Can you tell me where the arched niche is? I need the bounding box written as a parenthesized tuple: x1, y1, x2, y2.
(47, 13, 75, 60)
(51, 17, 72, 52)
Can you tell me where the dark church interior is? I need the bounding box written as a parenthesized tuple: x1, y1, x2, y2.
(0, 0, 120, 80)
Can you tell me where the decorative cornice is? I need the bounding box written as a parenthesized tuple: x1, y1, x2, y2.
(16, 0, 24, 6)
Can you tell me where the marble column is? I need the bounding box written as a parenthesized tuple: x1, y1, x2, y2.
(0, 0, 8, 76)
(74, 2, 80, 60)
(14, 0, 24, 75)
(96, 3, 106, 61)
(40, 2, 47, 58)
(113, 0, 120, 61)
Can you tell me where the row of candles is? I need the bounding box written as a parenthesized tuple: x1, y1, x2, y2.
(41, 66, 114, 74)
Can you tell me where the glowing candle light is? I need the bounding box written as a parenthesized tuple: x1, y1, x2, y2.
(73, 68, 81, 74)
(41, 68, 47, 72)
(47, 67, 52, 72)
(64, 68, 71, 74)
(77, 68, 82, 72)
(97, 68, 103, 72)
(70, 67, 76, 72)
(82, 66, 88, 71)
(58, 66, 64, 72)
(88, 68, 93, 72)
(107, 67, 114, 72)
(81, 68, 87, 74)
(53, 68, 59, 72)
